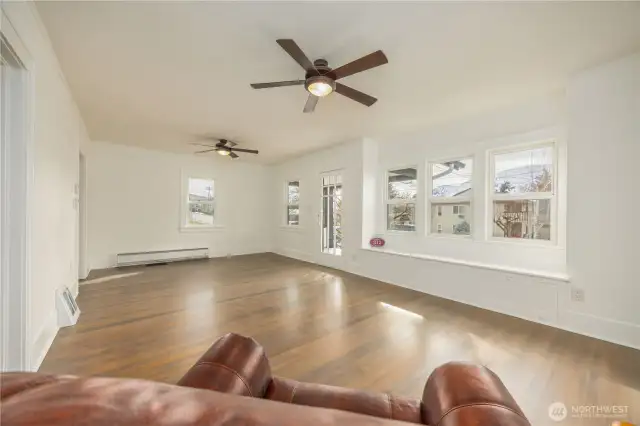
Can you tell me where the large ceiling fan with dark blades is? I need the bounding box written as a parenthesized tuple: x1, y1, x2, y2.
(191, 138, 258, 159)
(250, 39, 388, 113)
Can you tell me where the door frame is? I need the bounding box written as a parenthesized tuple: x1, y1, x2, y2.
(1, 9, 34, 371)
(77, 152, 88, 282)
(315, 170, 345, 269)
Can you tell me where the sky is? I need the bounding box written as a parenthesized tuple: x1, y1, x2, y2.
(189, 178, 214, 199)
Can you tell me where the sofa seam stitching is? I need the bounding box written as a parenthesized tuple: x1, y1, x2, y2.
(193, 361, 253, 397)
(435, 402, 526, 426)
(387, 393, 393, 419)
(290, 383, 299, 404)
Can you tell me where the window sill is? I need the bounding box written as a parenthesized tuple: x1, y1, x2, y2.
(179, 225, 225, 233)
(426, 233, 472, 241)
(360, 247, 569, 282)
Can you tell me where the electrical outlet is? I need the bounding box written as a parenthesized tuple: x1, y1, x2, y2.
(571, 287, 585, 302)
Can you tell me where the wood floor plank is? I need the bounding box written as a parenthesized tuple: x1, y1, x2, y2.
(40, 253, 640, 426)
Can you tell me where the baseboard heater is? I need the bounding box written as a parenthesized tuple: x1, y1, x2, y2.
(116, 247, 209, 267)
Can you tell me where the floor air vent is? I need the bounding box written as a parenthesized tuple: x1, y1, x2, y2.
(116, 248, 209, 267)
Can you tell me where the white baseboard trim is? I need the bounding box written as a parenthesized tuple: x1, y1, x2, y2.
(274, 248, 316, 264)
(558, 310, 640, 350)
(275, 251, 639, 351)
(31, 310, 60, 371)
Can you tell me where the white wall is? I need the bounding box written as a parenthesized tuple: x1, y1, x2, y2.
(563, 52, 640, 347)
(87, 141, 274, 269)
(2, 2, 90, 369)
(374, 98, 567, 275)
(273, 55, 640, 350)
(273, 140, 364, 269)
(273, 98, 568, 333)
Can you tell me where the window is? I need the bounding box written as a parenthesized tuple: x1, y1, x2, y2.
(186, 178, 215, 226)
(286, 181, 300, 226)
(490, 143, 554, 241)
(386, 167, 417, 231)
(428, 158, 473, 236)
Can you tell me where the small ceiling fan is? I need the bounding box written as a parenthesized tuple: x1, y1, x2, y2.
(250, 39, 388, 113)
(191, 138, 258, 159)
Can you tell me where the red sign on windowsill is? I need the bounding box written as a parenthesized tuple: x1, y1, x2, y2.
(369, 237, 385, 248)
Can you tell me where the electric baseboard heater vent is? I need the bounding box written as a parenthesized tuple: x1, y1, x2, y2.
(116, 247, 209, 267)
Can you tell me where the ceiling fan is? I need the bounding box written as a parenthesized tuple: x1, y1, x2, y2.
(250, 39, 388, 113)
(191, 138, 258, 159)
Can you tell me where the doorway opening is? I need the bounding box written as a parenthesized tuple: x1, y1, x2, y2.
(320, 173, 342, 256)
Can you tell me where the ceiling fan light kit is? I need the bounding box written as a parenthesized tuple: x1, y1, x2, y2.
(250, 39, 388, 113)
(306, 75, 335, 97)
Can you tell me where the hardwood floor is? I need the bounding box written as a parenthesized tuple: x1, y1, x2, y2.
(41, 253, 639, 426)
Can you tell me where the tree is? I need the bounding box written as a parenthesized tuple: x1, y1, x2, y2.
(453, 221, 470, 235)
(522, 168, 552, 193)
(496, 181, 514, 193)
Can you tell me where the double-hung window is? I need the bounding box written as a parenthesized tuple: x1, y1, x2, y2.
(286, 181, 300, 226)
(186, 177, 215, 226)
(490, 142, 555, 241)
(386, 167, 417, 232)
(428, 158, 473, 236)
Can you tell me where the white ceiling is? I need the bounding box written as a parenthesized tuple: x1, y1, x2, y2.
(36, 1, 640, 163)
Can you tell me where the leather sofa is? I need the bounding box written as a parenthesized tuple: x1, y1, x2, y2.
(1, 333, 530, 425)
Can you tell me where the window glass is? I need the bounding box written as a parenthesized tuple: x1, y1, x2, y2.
(492, 199, 551, 240)
(432, 159, 473, 197)
(494, 146, 553, 194)
(387, 203, 415, 232)
(430, 202, 471, 235)
(388, 168, 417, 200)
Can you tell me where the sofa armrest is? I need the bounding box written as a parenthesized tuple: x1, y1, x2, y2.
(177, 333, 272, 397)
(422, 362, 530, 426)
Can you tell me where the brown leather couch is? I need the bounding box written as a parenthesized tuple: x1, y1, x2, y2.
(1, 333, 530, 425)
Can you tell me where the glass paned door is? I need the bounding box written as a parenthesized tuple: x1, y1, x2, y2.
(320, 173, 342, 256)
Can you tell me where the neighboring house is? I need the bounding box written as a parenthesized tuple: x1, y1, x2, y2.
(432, 203, 470, 234)
(431, 188, 471, 235)
(492, 200, 551, 239)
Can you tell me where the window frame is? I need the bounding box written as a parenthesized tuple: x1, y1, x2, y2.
(385, 165, 419, 233)
(181, 175, 217, 230)
(285, 179, 300, 227)
(427, 155, 474, 239)
(488, 140, 557, 245)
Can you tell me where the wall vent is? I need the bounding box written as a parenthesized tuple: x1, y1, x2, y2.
(56, 287, 80, 327)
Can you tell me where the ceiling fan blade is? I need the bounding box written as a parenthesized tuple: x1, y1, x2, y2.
(330, 50, 388, 80)
(250, 80, 305, 89)
(276, 39, 317, 73)
(194, 149, 217, 154)
(303, 94, 319, 113)
(335, 83, 377, 107)
(226, 140, 237, 147)
(229, 148, 259, 154)
(190, 142, 217, 148)
(229, 152, 239, 159)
